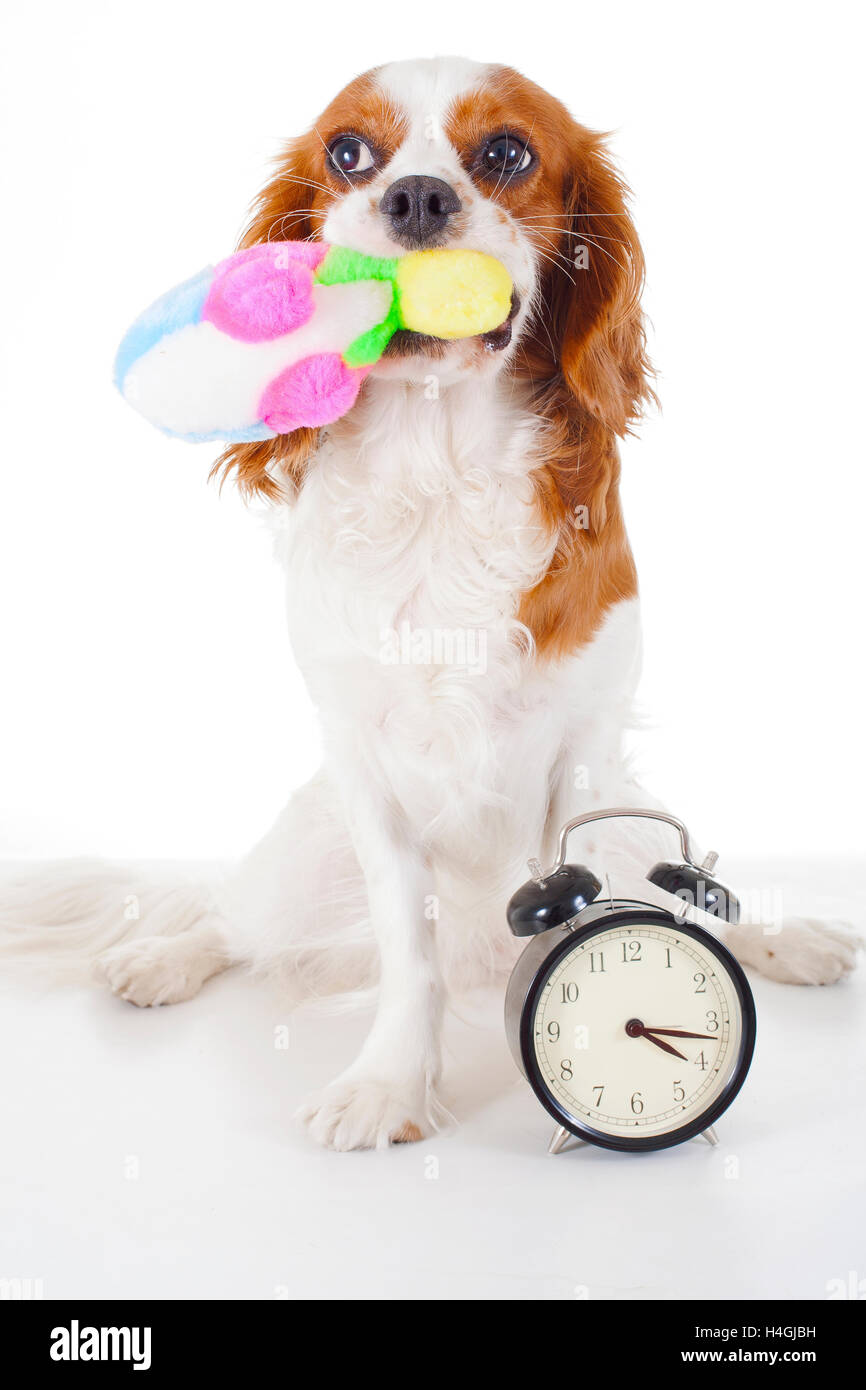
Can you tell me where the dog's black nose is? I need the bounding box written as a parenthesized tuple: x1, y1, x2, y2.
(379, 175, 461, 248)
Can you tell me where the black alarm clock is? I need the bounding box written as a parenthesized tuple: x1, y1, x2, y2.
(504, 808, 756, 1154)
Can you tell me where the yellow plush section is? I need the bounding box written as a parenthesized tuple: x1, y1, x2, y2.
(396, 249, 512, 339)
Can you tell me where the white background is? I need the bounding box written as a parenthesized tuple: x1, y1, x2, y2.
(1, 0, 864, 862)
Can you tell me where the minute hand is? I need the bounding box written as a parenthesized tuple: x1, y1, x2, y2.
(644, 1027, 718, 1041)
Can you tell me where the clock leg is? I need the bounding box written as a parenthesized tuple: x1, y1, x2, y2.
(700, 1125, 719, 1146)
(548, 1125, 576, 1155)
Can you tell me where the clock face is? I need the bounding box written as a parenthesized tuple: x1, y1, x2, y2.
(523, 912, 755, 1150)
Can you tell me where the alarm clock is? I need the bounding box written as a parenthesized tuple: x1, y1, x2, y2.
(504, 808, 756, 1154)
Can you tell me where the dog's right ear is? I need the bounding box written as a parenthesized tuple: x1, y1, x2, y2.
(542, 128, 654, 439)
(238, 131, 326, 249)
(212, 133, 327, 501)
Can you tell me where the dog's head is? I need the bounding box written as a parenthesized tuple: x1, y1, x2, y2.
(219, 57, 653, 497)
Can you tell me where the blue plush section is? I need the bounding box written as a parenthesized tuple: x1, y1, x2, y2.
(160, 420, 277, 445)
(114, 265, 214, 390)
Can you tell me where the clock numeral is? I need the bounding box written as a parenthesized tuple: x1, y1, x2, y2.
(589, 951, 606, 973)
(705, 1010, 719, 1032)
(630, 1091, 644, 1114)
(560, 982, 579, 1003)
(621, 941, 642, 963)
(693, 971, 707, 993)
(547, 1020, 560, 1043)
(673, 1080, 685, 1102)
(592, 1085, 605, 1108)
(665, 947, 673, 968)
(560, 1059, 573, 1081)
(694, 1050, 708, 1071)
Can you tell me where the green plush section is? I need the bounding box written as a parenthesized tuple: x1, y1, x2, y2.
(343, 291, 402, 367)
(315, 246, 399, 288)
(315, 246, 404, 367)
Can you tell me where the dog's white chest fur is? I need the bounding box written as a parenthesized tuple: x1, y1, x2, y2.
(283, 380, 552, 650)
(274, 380, 573, 851)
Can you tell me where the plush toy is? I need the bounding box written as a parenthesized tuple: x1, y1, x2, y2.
(114, 243, 513, 443)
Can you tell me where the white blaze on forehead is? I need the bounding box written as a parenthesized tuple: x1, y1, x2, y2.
(375, 56, 492, 178)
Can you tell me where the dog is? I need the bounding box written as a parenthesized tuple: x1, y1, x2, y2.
(2, 57, 859, 1149)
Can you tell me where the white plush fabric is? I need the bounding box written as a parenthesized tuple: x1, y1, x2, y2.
(122, 280, 392, 437)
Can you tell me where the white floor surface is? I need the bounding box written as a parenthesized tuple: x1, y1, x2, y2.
(1, 857, 863, 1301)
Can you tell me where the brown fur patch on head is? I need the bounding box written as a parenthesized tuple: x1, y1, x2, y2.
(212, 70, 407, 501)
(448, 65, 655, 658)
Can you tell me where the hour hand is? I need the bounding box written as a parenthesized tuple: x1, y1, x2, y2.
(641, 1032, 687, 1061)
(625, 1018, 687, 1061)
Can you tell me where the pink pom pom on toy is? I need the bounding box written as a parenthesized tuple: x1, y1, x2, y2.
(259, 353, 368, 432)
(203, 242, 327, 343)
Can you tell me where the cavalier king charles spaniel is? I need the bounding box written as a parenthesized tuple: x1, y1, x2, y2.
(5, 57, 859, 1149)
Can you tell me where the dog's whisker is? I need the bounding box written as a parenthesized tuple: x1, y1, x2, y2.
(525, 234, 579, 285)
(312, 126, 353, 188)
(513, 216, 629, 247)
(495, 121, 536, 200)
(490, 124, 512, 200)
(578, 234, 628, 273)
(516, 210, 633, 218)
(271, 171, 335, 196)
(516, 221, 628, 246)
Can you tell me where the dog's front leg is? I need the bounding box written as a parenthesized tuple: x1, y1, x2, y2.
(298, 767, 445, 1151)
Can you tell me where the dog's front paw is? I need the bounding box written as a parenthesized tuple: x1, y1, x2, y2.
(296, 1073, 439, 1151)
(727, 917, 863, 985)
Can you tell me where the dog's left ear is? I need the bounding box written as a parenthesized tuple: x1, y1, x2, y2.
(544, 132, 655, 436)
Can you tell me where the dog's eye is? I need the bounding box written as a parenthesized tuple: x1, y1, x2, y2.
(328, 136, 376, 177)
(481, 133, 534, 178)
